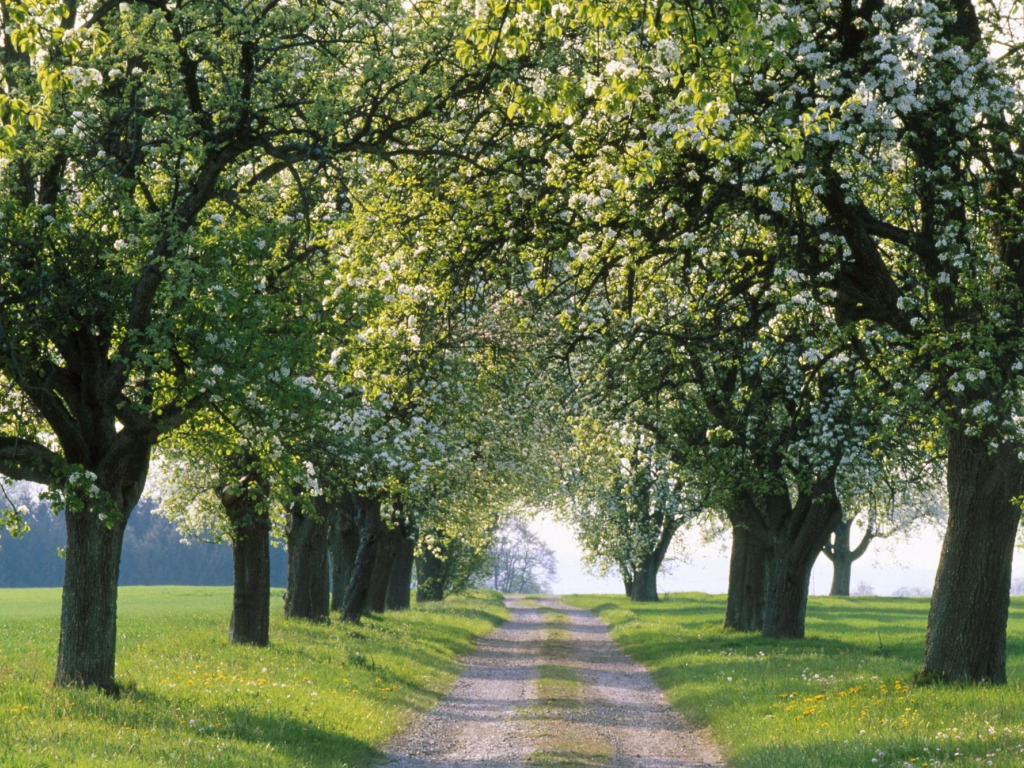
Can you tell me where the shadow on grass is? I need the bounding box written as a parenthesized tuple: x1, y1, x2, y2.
(101, 689, 385, 767)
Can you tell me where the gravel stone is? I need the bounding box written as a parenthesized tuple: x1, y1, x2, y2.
(376, 596, 727, 767)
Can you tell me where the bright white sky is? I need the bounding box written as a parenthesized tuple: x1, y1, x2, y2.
(531, 515, 1024, 597)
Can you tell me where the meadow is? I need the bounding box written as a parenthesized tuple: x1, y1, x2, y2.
(0, 587, 506, 767)
(565, 593, 1024, 768)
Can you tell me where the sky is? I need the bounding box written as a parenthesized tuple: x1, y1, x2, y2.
(530, 515, 1024, 598)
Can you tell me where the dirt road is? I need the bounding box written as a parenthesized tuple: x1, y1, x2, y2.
(376, 596, 725, 768)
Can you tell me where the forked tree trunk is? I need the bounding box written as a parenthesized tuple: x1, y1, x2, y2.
(326, 498, 359, 612)
(823, 516, 874, 597)
(387, 535, 416, 610)
(761, 484, 842, 639)
(723, 524, 768, 632)
(284, 502, 329, 623)
(922, 431, 1024, 683)
(341, 497, 381, 623)
(55, 511, 128, 692)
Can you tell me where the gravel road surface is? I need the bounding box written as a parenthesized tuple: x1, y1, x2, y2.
(376, 596, 725, 768)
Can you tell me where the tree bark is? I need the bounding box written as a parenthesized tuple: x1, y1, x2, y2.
(340, 496, 381, 623)
(622, 574, 634, 599)
(723, 523, 768, 632)
(823, 517, 874, 597)
(922, 431, 1024, 683)
(284, 502, 329, 623)
(761, 482, 842, 639)
(416, 544, 447, 602)
(222, 473, 271, 646)
(761, 549, 816, 639)
(53, 438, 151, 692)
(631, 555, 660, 602)
(368, 521, 402, 613)
(55, 511, 127, 692)
(326, 497, 359, 612)
(387, 534, 416, 610)
(826, 519, 854, 597)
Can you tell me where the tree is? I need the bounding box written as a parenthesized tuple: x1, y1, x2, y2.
(700, 0, 1024, 682)
(565, 423, 697, 602)
(824, 461, 946, 597)
(477, 514, 557, 594)
(0, 0, 522, 689)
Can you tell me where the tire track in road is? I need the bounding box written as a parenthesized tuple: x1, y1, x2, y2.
(376, 596, 726, 768)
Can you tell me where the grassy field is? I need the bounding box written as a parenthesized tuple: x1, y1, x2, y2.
(564, 593, 1024, 768)
(0, 586, 506, 767)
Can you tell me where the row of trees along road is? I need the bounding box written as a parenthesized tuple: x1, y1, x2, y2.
(2, 0, 1024, 689)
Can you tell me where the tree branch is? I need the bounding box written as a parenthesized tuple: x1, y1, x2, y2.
(0, 437, 67, 486)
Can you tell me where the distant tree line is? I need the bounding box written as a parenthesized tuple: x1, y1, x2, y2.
(0, 493, 285, 589)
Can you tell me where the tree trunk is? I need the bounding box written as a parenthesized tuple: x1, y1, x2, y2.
(341, 497, 381, 623)
(368, 522, 402, 613)
(622, 574, 634, 599)
(761, 482, 842, 639)
(630, 553, 661, 602)
(416, 545, 446, 602)
(228, 510, 271, 646)
(222, 471, 271, 646)
(326, 498, 359, 612)
(55, 511, 127, 692)
(922, 431, 1024, 684)
(387, 534, 415, 610)
(284, 502, 329, 623)
(827, 519, 854, 597)
(723, 524, 768, 632)
(761, 549, 816, 639)
(54, 443, 150, 692)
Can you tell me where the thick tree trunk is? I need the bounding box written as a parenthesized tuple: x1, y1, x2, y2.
(368, 522, 402, 613)
(723, 524, 768, 632)
(827, 519, 854, 597)
(922, 431, 1024, 684)
(55, 511, 127, 692)
(761, 483, 842, 639)
(761, 550, 816, 639)
(387, 534, 415, 610)
(326, 498, 359, 612)
(222, 471, 271, 646)
(416, 545, 446, 602)
(228, 511, 271, 646)
(54, 443, 150, 692)
(341, 497, 381, 623)
(630, 554, 661, 602)
(284, 503, 329, 623)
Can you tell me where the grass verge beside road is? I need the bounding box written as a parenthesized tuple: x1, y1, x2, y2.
(564, 593, 1024, 768)
(0, 586, 506, 767)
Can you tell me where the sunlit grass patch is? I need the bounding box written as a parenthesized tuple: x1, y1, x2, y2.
(564, 593, 1024, 768)
(0, 586, 506, 767)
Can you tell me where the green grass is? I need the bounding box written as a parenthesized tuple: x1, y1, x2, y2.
(0, 586, 507, 767)
(563, 593, 1024, 768)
